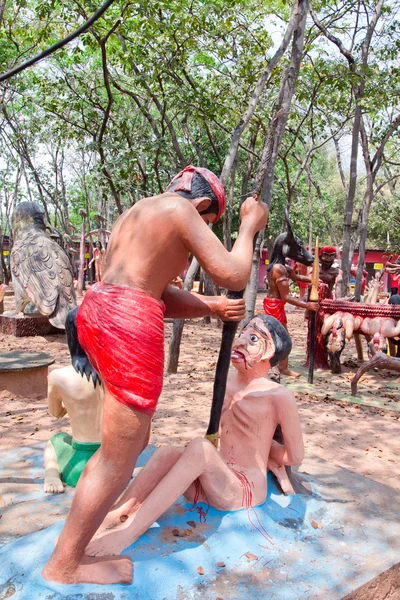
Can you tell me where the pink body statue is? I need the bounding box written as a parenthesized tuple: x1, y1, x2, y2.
(89, 241, 106, 283)
(83, 315, 304, 558)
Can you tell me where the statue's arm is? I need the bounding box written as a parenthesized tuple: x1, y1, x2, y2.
(289, 269, 311, 284)
(275, 269, 315, 311)
(47, 379, 67, 419)
(269, 390, 304, 467)
(44, 440, 64, 494)
(161, 285, 245, 321)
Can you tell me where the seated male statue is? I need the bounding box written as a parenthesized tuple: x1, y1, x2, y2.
(44, 365, 104, 493)
(84, 314, 304, 558)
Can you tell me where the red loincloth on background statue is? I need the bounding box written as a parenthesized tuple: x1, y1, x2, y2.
(263, 297, 287, 325)
(77, 282, 165, 416)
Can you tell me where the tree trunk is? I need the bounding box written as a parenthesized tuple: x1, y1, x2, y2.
(166, 257, 200, 374)
(307, 171, 313, 249)
(241, 125, 259, 198)
(340, 102, 362, 296)
(244, 0, 310, 318)
(202, 270, 214, 326)
(223, 161, 236, 251)
(219, 0, 299, 187)
(77, 212, 87, 296)
(307, 166, 339, 249)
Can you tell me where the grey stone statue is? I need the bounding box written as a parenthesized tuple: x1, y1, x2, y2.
(11, 202, 76, 329)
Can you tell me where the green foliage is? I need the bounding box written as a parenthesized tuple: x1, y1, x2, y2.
(0, 0, 399, 256)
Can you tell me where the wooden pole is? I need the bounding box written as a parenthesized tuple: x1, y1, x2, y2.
(308, 237, 319, 384)
(205, 194, 264, 448)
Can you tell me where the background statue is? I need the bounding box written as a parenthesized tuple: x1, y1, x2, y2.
(44, 365, 103, 493)
(10, 202, 76, 329)
(88, 240, 106, 283)
(83, 314, 304, 558)
(318, 246, 339, 298)
(44, 306, 103, 493)
(264, 209, 315, 376)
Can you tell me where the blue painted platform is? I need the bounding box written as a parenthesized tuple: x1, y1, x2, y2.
(0, 444, 399, 599)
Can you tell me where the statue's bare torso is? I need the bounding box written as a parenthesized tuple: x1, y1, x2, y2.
(104, 194, 204, 298)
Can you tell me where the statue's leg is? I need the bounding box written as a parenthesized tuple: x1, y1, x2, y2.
(95, 445, 184, 535)
(279, 323, 301, 377)
(44, 440, 65, 494)
(388, 339, 397, 357)
(86, 438, 243, 558)
(354, 333, 364, 361)
(42, 389, 150, 585)
(267, 458, 295, 495)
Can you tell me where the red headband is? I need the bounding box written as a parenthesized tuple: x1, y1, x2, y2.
(320, 246, 336, 256)
(167, 165, 226, 221)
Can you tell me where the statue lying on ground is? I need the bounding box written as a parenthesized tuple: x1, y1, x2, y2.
(10, 202, 76, 329)
(83, 314, 304, 558)
(264, 209, 315, 376)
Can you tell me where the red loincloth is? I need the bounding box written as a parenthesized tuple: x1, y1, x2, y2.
(77, 282, 165, 416)
(263, 297, 287, 325)
(305, 281, 329, 369)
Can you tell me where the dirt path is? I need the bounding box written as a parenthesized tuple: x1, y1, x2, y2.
(1, 293, 399, 492)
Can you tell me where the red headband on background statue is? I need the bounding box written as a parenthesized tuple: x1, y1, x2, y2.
(319, 246, 336, 257)
(168, 165, 226, 221)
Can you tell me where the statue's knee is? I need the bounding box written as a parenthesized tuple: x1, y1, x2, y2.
(156, 445, 183, 461)
(186, 437, 214, 463)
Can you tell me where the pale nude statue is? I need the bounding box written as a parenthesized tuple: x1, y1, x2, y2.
(82, 314, 304, 558)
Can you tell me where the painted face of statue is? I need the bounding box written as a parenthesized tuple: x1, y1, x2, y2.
(320, 251, 336, 268)
(231, 317, 275, 371)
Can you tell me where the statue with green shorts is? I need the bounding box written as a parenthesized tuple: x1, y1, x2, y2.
(44, 307, 103, 493)
(44, 365, 103, 492)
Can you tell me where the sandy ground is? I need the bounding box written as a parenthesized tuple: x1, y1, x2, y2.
(0, 292, 399, 493)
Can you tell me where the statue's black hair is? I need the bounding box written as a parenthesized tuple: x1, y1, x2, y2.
(242, 314, 292, 367)
(389, 294, 400, 305)
(95, 240, 103, 250)
(167, 172, 219, 216)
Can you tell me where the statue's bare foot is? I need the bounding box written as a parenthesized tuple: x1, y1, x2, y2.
(44, 477, 65, 494)
(42, 554, 132, 585)
(86, 515, 137, 557)
(280, 369, 301, 378)
(268, 461, 295, 495)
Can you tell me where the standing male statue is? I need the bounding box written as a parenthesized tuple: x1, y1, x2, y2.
(43, 165, 268, 585)
(264, 210, 316, 376)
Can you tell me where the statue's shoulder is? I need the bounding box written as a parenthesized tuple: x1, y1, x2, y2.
(270, 263, 287, 277)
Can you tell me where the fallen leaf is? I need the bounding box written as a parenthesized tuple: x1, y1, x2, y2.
(197, 566, 205, 575)
(187, 520, 196, 528)
(172, 528, 180, 536)
(311, 520, 323, 529)
(245, 552, 258, 561)
(217, 562, 226, 567)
